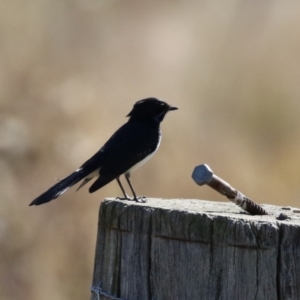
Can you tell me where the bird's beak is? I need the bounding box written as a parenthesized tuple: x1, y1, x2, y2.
(168, 106, 178, 111)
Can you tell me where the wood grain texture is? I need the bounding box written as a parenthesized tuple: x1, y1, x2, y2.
(90, 199, 300, 300)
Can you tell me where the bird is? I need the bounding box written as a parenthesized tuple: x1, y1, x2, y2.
(29, 97, 178, 206)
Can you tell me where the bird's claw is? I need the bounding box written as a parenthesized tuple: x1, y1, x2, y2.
(135, 196, 147, 203)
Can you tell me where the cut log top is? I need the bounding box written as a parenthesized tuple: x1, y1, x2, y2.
(103, 197, 300, 224)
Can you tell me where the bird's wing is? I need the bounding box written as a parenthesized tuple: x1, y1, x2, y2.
(88, 122, 159, 193)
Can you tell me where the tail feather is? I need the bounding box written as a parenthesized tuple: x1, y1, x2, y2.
(29, 169, 88, 206)
(76, 177, 93, 191)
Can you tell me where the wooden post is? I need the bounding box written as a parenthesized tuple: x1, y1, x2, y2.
(90, 199, 300, 300)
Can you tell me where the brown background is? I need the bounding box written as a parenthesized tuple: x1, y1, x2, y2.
(1, 1, 300, 299)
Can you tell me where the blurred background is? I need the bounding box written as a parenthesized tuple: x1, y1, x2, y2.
(1, 0, 300, 299)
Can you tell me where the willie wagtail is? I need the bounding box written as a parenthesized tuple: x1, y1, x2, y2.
(29, 97, 178, 206)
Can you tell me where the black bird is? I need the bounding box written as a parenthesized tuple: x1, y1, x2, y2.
(29, 97, 178, 206)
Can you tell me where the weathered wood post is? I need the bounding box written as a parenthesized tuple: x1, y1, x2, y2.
(90, 198, 300, 300)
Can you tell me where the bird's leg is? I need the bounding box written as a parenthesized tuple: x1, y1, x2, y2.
(116, 177, 131, 200)
(124, 173, 147, 203)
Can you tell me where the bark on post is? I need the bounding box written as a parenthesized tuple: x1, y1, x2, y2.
(90, 198, 300, 300)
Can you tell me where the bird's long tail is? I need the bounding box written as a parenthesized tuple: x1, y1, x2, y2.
(29, 168, 89, 206)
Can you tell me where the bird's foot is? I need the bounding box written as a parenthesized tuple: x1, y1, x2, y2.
(116, 194, 132, 201)
(133, 196, 147, 203)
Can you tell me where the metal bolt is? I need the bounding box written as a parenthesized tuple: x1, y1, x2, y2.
(192, 164, 268, 216)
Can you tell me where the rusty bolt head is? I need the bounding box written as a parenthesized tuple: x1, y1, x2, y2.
(192, 164, 214, 186)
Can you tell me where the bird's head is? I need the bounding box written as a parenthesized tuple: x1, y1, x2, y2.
(127, 97, 178, 122)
